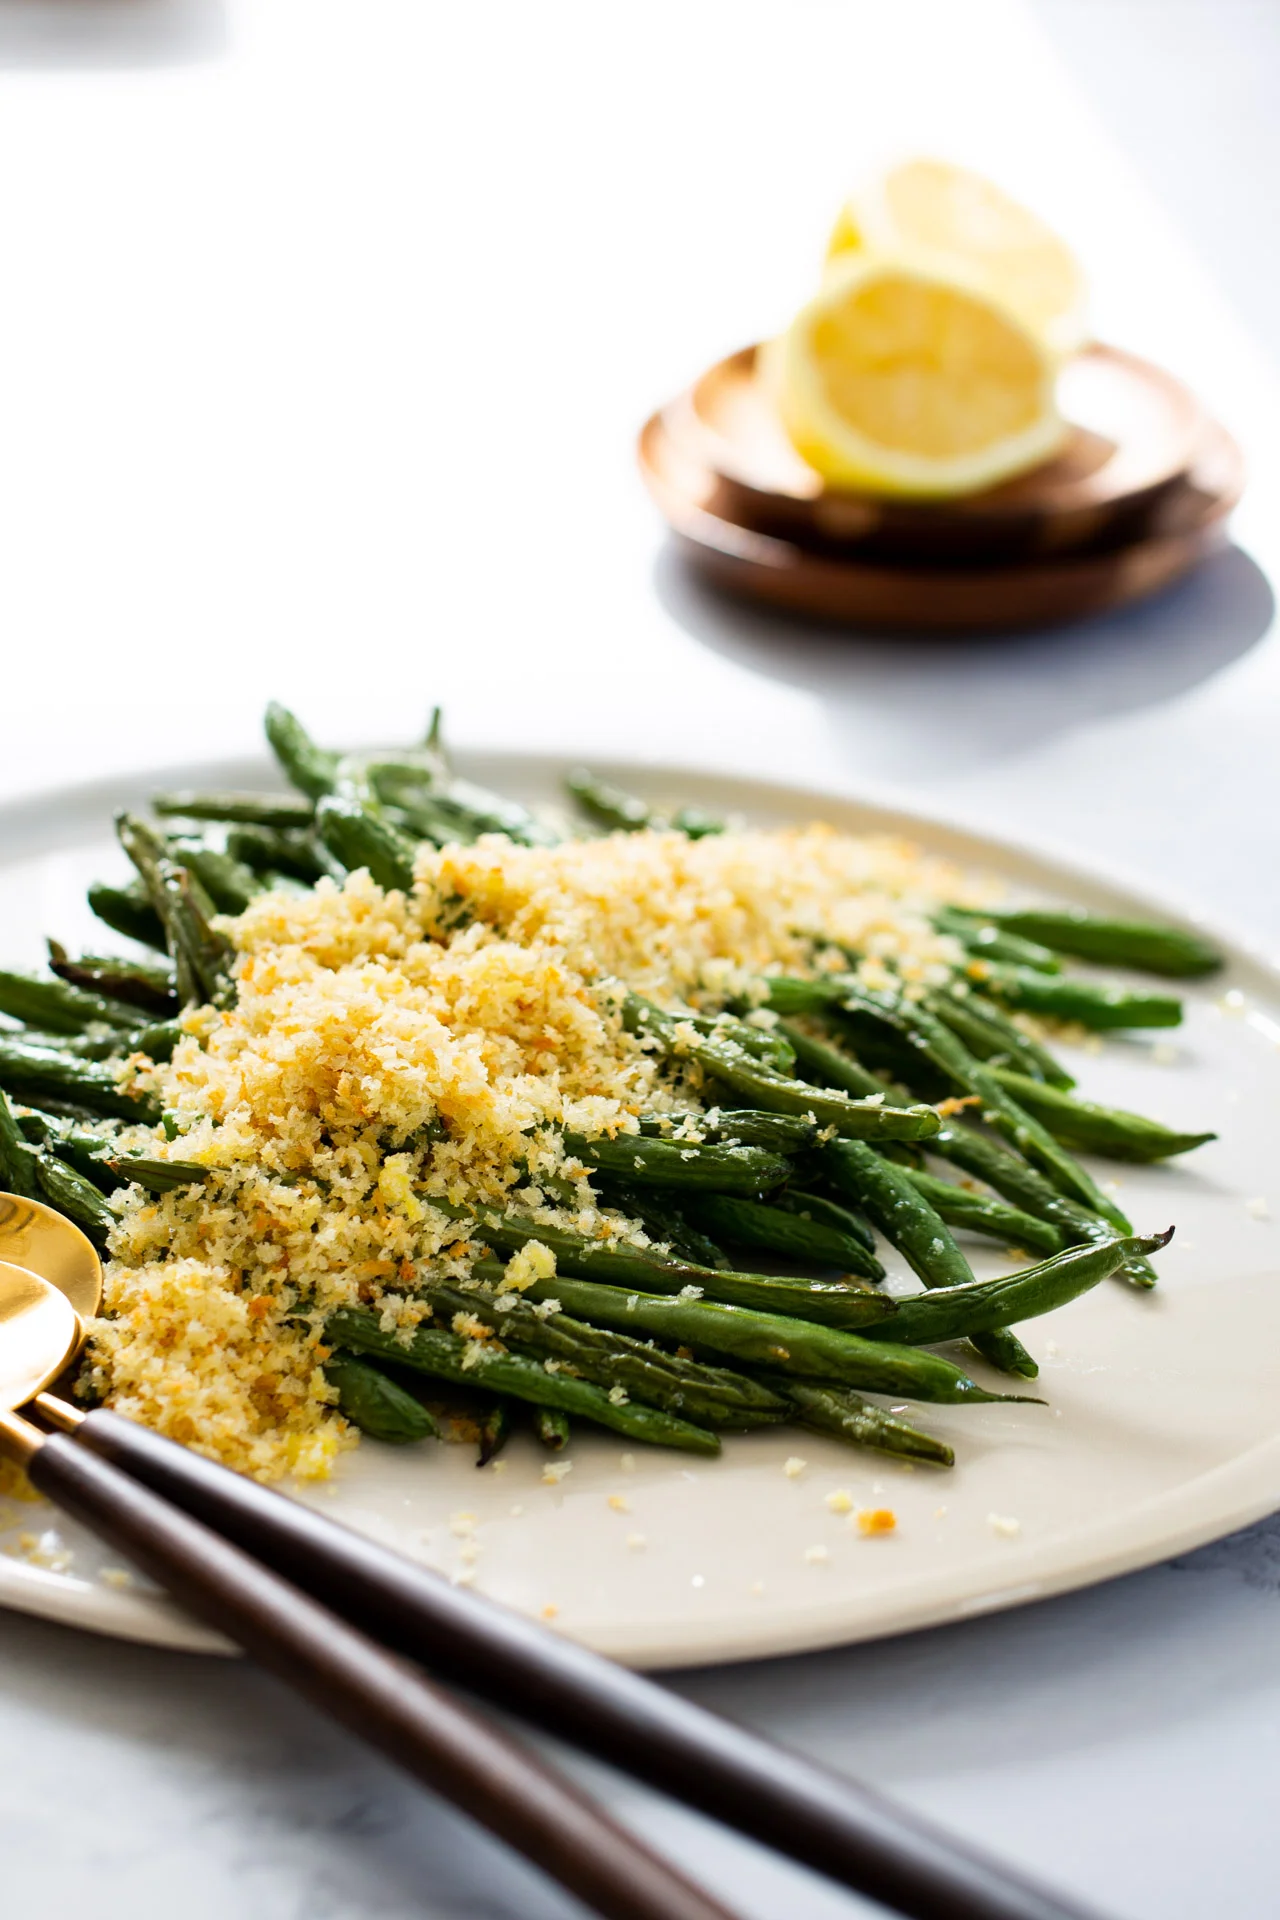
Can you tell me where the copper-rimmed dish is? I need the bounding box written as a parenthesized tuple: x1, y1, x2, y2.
(639, 408, 1242, 634)
(658, 341, 1213, 565)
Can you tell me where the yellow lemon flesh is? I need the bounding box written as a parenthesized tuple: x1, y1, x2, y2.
(828, 158, 1088, 358)
(773, 256, 1067, 498)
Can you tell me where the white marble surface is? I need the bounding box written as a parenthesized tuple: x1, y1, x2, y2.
(1, 2, 1279, 1915)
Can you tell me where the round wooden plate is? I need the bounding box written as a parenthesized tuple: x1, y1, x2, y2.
(638, 409, 1243, 634)
(662, 342, 1208, 563)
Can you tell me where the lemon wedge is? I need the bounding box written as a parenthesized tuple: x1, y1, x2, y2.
(827, 158, 1088, 357)
(771, 254, 1068, 498)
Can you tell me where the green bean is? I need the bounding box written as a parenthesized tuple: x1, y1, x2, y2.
(594, 1180, 731, 1269)
(623, 994, 941, 1142)
(16, 1114, 114, 1190)
(681, 1193, 885, 1282)
(477, 1397, 515, 1466)
(72, 1018, 183, 1065)
(566, 770, 724, 839)
(933, 907, 1061, 972)
(116, 813, 234, 1007)
(323, 1310, 722, 1454)
(0, 1089, 41, 1197)
(169, 841, 262, 915)
(86, 880, 167, 952)
(872, 1232, 1171, 1348)
(779, 1382, 953, 1467)
(774, 1188, 877, 1255)
(510, 1270, 1032, 1406)
(383, 789, 483, 848)
(770, 976, 1129, 1232)
(817, 1139, 1035, 1377)
(680, 1012, 796, 1072)
(671, 804, 725, 838)
(315, 795, 417, 893)
(929, 1123, 1156, 1289)
(324, 1354, 439, 1444)
(973, 962, 1182, 1031)
(986, 1068, 1216, 1163)
(128, 1018, 183, 1064)
(343, 746, 556, 850)
(379, 757, 558, 849)
(775, 1017, 886, 1099)
(47, 942, 177, 1017)
(818, 1139, 973, 1289)
(564, 1130, 792, 1196)
(567, 769, 651, 831)
(104, 1156, 210, 1194)
(264, 702, 340, 800)
(709, 1108, 816, 1148)
(535, 1407, 571, 1451)
(428, 1198, 896, 1328)
(437, 1268, 787, 1426)
(225, 825, 330, 884)
(0, 969, 147, 1037)
(980, 907, 1222, 978)
(926, 985, 1075, 1089)
(153, 789, 317, 829)
(0, 1036, 161, 1123)
(639, 1109, 819, 1153)
(423, 705, 446, 757)
(898, 1168, 1065, 1258)
(32, 1152, 117, 1247)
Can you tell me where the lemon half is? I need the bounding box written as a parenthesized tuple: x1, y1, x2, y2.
(772, 254, 1067, 498)
(828, 158, 1088, 358)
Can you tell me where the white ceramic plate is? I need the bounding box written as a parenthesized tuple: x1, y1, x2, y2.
(1, 755, 1278, 1666)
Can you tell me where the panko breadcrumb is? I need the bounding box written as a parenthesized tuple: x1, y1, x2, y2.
(85, 824, 977, 1480)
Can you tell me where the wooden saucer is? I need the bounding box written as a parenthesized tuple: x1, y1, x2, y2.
(662, 342, 1208, 563)
(638, 410, 1243, 634)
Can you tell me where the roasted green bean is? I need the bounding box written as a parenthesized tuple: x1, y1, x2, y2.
(153, 789, 317, 829)
(972, 962, 1182, 1031)
(564, 1130, 792, 1196)
(509, 1269, 1032, 1405)
(681, 1192, 885, 1282)
(47, 942, 177, 1017)
(898, 1167, 1064, 1257)
(817, 1139, 1036, 1378)
(987, 1068, 1216, 1162)
(428, 1197, 896, 1328)
(324, 1309, 722, 1453)
(325, 1354, 440, 1443)
(977, 907, 1221, 978)
(872, 1232, 1171, 1347)
(778, 1381, 954, 1466)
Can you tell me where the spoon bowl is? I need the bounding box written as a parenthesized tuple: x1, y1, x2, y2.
(0, 1261, 81, 1412)
(0, 1193, 102, 1321)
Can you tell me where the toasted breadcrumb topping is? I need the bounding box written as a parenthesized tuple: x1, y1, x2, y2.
(85, 825, 976, 1479)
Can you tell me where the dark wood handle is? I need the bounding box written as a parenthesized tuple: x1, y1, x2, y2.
(26, 1433, 735, 1920)
(74, 1408, 1103, 1920)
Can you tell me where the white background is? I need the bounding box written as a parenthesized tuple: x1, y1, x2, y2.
(2, 3, 1280, 1916)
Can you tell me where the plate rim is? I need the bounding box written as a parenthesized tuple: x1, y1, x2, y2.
(0, 748, 1277, 1667)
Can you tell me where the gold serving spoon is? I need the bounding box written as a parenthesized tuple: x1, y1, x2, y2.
(0, 1214, 736, 1920)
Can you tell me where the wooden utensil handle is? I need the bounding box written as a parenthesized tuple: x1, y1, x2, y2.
(26, 1433, 736, 1920)
(73, 1408, 1102, 1920)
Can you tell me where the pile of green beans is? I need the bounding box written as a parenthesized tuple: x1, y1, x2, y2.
(0, 704, 1220, 1471)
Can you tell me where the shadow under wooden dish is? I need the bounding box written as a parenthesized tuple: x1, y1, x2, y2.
(660, 341, 1209, 564)
(638, 410, 1243, 635)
